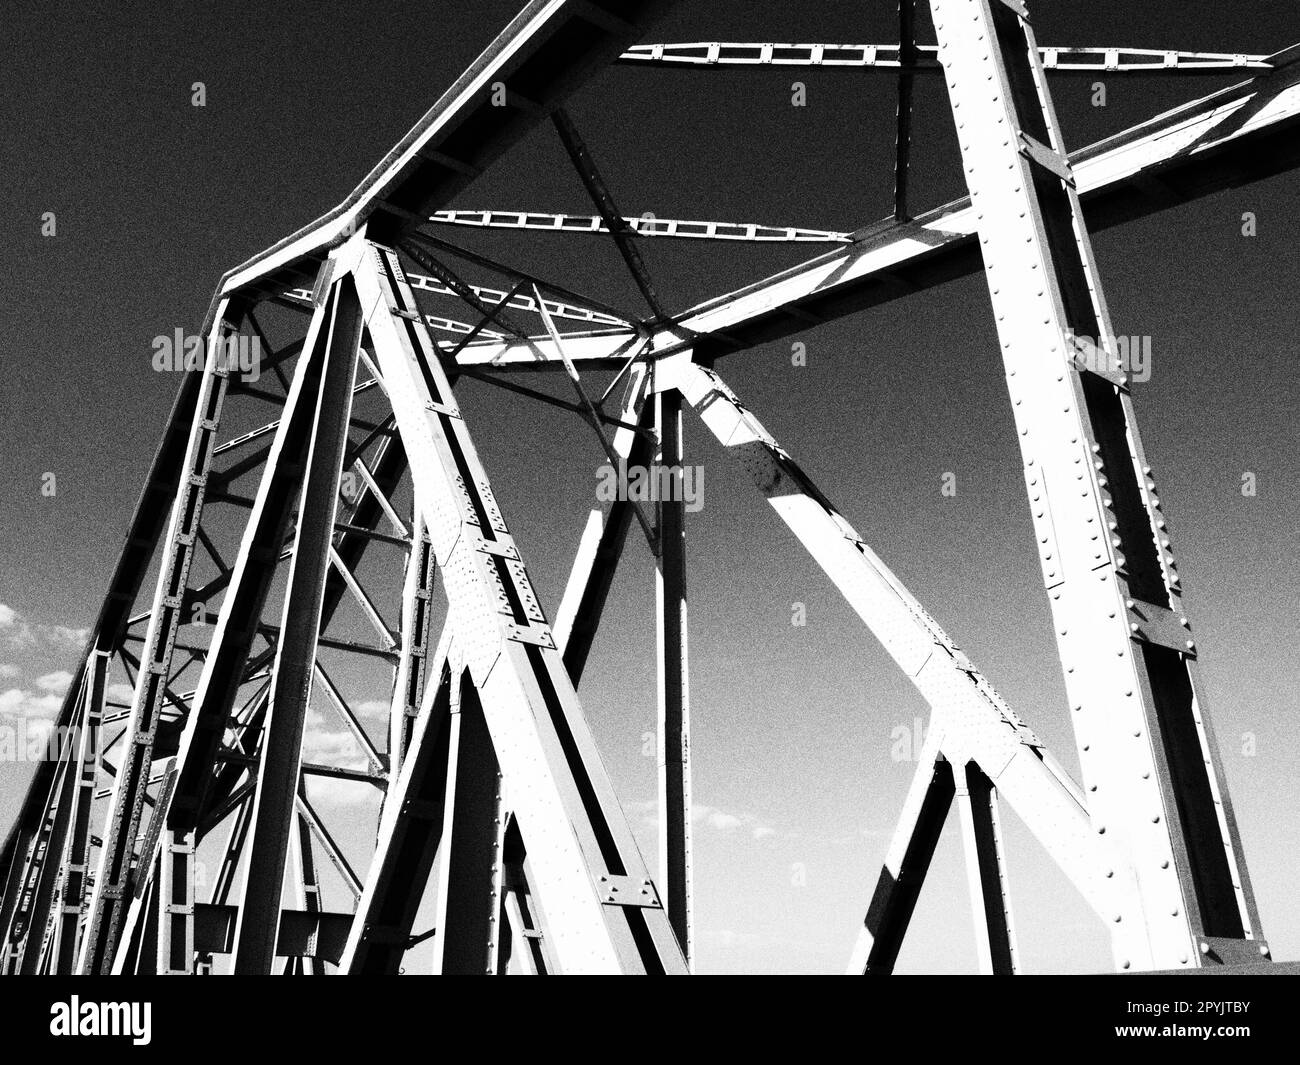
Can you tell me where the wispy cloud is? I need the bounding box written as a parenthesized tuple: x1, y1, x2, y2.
(0, 602, 89, 651)
(0, 607, 86, 732)
(0, 687, 63, 720)
(300, 706, 382, 808)
(631, 799, 780, 842)
(35, 670, 73, 695)
(353, 699, 391, 721)
(106, 682, 135, 706)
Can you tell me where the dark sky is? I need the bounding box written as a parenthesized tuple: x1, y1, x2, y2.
(1, 1, 1297, 973)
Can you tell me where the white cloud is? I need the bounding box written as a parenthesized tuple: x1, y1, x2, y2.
(354, 699, 391, 721)
(702, 929, 765, 949)
(43, 625, 90, 646)
(0, 603, 89, 651)
(299, 705, 379, 807)
(302, 727, 369, 768)
(0, 687, 62, 719)
(35, 670, 73, 695)
(696, 805, 743, 831)
(0, 608, 85, 724)
(631, 799, 779, 842)
(106, 682, 136, 705)
(692, 803, 778, 840)
(304, 775, 379, 810)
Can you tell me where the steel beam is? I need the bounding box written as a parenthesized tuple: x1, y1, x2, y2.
(653, 382, 692, 964)
(552, 108, 666, 318)
(164, 271, 337, 844)
(106, 254, 375, 970)
(552, 366, 653, 682)
(894, 0, 918, 220)
(431, 676, 506, 974)
(214, 0, 684, 301)
(931, 0, 1263, 971)
(54, 651, 107, 972)
(848, 736, 954, 975)
(232, 266, 364, 974)
(618, 42, 1273, 74)
(460, 55, 1300, 370)
(499, 817, 551, 974)
(289, 782, 323, 976)
(954, 762, 1017, 975)
(664, 359, 1141, 962)
(0, 345, 217, 901)
(389, 499, 434, 779)
(354, 242, 686, 973)
(156, 826, 195, 975)
(339, 626, 456, 973)
(78, 305, 237, 973)
(2, 682, 84, 973)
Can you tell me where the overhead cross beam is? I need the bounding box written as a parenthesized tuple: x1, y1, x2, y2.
(458, 53, 1300, 369)
(618, 41, 1273, 73)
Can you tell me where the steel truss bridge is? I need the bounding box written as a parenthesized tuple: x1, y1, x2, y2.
(3, 0, 1297, 975)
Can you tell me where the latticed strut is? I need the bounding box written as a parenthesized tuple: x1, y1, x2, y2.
(2, 0, 1297, 975)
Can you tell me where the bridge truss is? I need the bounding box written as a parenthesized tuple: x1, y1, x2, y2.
(2, 0, 1297, 974)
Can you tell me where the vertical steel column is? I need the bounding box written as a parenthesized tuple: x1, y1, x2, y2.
(930, 0, 1263, 970)
(231, 270, 364, 974)
(79, 303, 237, 973)
(954, 762, 1017, 974)
(431, 676, 506, 974)
(654, 384, 692, 965)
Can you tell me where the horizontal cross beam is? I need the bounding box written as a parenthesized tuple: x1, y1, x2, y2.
(619, 42, 1272, 74)
(457, 55, 1300, 370)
